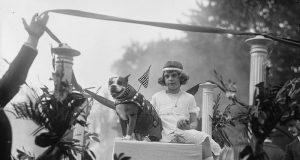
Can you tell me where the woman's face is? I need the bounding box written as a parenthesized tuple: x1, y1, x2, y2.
(164, 71, 181, 92)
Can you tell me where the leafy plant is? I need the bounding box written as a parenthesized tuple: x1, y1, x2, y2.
(242, 77, 300, 160)
(12, 84, 94, 160)
(113, 153, 131, 160)
(12, 148, 35, 160)
(211, 93, 235, 147)
(210, 70, 300, 160)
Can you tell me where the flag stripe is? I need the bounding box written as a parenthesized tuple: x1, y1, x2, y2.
(138, 66, 151, 88)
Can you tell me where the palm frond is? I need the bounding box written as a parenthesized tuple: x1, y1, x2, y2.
(12, 67, 100, 160)
(114, 153, 131, 160)
(12, 84, 87, 149)
(14, 148, 35, 160)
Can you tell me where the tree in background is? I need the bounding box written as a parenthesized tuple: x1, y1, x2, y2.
(112, 0, 300, 100)
(192, 0, 300, 84)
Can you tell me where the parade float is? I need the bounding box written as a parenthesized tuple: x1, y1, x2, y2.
(9, 6, 300, 160)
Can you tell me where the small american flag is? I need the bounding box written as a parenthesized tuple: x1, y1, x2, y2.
(138, 65, 151, 88)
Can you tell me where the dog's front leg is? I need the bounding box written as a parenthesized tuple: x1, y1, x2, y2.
(125, 113, 137, 140)
(119, 118, 127, 137)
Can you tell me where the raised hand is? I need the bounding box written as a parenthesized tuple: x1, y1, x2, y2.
(22, 13, 49, 48)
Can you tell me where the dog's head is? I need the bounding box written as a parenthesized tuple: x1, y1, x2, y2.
(108, 74, 131, 98)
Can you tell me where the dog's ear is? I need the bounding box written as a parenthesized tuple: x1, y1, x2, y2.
(125, 74, 131, 80)
(124, 74, 131, 84)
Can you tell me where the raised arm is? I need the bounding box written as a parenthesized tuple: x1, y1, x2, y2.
(0, 13, 49, 108)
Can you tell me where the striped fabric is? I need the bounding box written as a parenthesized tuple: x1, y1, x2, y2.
(138, 65, 151, 88)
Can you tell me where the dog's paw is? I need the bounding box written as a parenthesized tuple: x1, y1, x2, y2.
(122, 135, 133, 140)
(142, 136, 151, 142)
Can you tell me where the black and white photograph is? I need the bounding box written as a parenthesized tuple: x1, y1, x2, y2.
(1, 0, 300, 160)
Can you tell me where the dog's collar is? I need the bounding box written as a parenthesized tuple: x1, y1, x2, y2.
(115, 92, 143, 108)
(114, 85, 136, 101)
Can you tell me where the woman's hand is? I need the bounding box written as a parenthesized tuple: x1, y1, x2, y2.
(177, 119, 190, 130)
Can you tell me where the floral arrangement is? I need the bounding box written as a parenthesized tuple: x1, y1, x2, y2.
(12, 84, 99, 160)
(11, 55, 100, 160)
(210, 70, 300, 160)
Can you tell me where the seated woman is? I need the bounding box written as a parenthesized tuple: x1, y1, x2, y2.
(151, 60, 221, 160)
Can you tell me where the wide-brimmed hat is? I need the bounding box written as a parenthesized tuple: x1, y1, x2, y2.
(162, 61, 183, 72)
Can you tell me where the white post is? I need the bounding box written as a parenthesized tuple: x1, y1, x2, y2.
(245, 35, 273, 105)
(52, 44, 84, 160)
(200, 82, 216, 136)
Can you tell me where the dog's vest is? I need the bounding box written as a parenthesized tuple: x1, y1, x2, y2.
(114, 85, 162, 140)
(114, 85, 147, 109)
